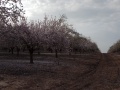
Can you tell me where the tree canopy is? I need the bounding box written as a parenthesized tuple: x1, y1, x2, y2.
(108, 40, 120, 53)
(0, 0, 24, 25)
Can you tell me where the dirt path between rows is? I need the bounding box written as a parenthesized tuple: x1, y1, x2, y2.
(81, 54, 120, 90)
(86, 54, 120, 90)
(52, 54, 120, 90)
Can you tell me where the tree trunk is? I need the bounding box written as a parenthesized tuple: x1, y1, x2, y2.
(38, 51, 40, 55)
(16, 47, 20, 56)
(69, 49, 72, 56)
(8, 48, 11, 52)
(55, 49, 58, 58)
(37, 48, 41, 55)
(11, 47, 14, 54)
(23, 47, 26, 52)
(29, 49, 34, 64)
(51, 49, 53, 53)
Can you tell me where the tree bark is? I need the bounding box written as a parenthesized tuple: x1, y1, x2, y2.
(55, 49, 58, 58)
(29, 48, 34, 64)
(69, 49, 72, 56)
(37, 47, 41, 55)
(11, 47, 14, 54)
(16, 47, 20, 56)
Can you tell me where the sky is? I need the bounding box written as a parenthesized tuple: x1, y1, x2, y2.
(21, 0, 120, 53)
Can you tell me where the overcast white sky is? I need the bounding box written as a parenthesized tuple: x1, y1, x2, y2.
(22, 0, 120, 53)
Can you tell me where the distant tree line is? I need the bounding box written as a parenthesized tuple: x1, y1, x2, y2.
(0, 0, 100, 64)
(108, 40, 120, 53)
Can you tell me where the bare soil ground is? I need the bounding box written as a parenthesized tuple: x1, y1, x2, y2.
(0, 53, 120, 90)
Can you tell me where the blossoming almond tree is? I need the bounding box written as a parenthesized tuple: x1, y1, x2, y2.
(16, 20, 39, 64)
(45, 15, 70, 58)
(0, 0, 24, 25)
